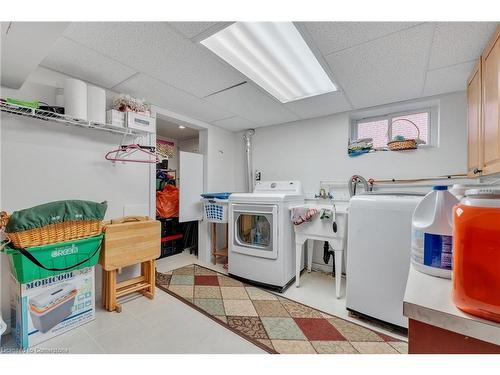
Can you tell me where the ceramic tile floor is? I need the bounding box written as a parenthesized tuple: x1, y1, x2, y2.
(1, 252, 407, 354)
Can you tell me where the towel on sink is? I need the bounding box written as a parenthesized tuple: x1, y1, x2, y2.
(291, 207, 318, 225)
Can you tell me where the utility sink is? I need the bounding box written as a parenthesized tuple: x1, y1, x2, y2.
(291, 199, 349, 298)
(291, 199, 348, 249)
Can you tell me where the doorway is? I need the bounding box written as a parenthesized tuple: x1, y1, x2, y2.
(155, 114, 203, 259)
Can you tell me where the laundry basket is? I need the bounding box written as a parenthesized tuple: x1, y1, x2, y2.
(386, 119, 421, 151)
(201, 193, 231, 223)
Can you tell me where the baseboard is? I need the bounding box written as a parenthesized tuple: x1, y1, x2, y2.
(311, 262, 333, 273)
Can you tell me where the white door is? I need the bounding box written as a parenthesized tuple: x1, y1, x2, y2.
(179, 151, 204, 223)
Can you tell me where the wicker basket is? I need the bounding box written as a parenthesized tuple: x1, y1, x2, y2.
(386, 119, 419, 151)
(0, 211, 102, 249)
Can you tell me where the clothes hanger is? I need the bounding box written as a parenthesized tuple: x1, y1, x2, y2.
(105, 144, 161, 164)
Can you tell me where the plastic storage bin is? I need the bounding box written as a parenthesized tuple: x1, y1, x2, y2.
(160, 236, 184, 258)
(411, 186, 459, 278)
(453, 188, 500, 323)
(3, 234, 103, 283)
(159, 217, 181, 237)
(29, 283, 77, 333)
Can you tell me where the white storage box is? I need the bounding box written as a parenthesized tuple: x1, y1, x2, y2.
(10, 267, 95, 349)
(106, 109, 126, 129)
(126, 112, 156, 133)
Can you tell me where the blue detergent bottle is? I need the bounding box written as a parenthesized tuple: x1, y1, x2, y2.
(411, 186, 459, 278)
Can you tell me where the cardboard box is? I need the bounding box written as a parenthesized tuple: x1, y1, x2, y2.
(10, 267, 95, 349)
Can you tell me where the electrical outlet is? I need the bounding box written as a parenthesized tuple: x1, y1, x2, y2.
(255, 170, 262, 181)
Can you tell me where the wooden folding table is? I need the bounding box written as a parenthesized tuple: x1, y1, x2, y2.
(101, 216, 161, 312)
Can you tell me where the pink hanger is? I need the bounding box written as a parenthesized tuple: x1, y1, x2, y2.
(105, 144, 161, 164)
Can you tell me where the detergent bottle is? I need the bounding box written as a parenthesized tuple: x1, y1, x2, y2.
(411, 186, 459, 278)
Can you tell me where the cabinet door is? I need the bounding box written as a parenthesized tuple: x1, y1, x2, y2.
(467, 62, 482, 176)
(482, 27, 500, 175)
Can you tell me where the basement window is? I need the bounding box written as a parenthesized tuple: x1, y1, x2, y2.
(351, 109, 432, 150)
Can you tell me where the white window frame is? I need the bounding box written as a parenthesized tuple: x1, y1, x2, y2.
(350, 107, 437, 148)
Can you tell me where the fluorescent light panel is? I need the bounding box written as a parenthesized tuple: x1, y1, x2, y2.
(201, 22, 337, 103)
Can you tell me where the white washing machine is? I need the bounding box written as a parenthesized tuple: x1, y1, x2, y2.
(346, 192, 424, 329)
(228, 181, 304, 292)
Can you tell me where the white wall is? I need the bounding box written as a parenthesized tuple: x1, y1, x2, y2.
(248, 91, 467, 270)
(197, 126, 245, 263)
(178, 137, 199, 153)
(205, 127, 243, 192)
(251, 91, 467, 198)
(0, 81, 153, 328)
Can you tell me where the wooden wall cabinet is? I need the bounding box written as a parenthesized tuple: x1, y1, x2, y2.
(467, 26, 500, 177)
(467, 61, 482, 176)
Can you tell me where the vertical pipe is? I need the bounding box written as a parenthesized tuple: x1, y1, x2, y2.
(243, 129, 255, 193)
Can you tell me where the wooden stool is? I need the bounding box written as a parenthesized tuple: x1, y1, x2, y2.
(102, 259, 156, 313)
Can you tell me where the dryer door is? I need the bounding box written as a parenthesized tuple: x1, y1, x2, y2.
(231, 204, 278, 259)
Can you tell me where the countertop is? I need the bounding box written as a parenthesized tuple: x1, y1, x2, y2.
(403, 265, 500, 345)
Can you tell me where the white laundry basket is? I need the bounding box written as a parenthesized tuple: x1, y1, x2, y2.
(203, 198, 229, 223)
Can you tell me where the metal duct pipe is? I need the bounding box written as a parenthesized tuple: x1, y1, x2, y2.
(243, 129, 255, 193)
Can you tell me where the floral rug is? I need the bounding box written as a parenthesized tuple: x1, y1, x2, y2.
(155, 264, 407, 354)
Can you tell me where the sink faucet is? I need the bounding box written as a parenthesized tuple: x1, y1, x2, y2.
(315, 188, 333, 200)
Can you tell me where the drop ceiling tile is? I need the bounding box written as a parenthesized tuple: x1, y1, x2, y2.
(212, 116, 257, 131)
(114, 74, 234, 123)
(301, 22, 421, 55)
(168, 22, 223, 39)
(1, 22, 70, 89)
(423, 61, 476, 97)
(284, 91, 352, 118)
(325, 23, 435, 109)
(63, 22, 245, 97)
(41, 37, 137, 89)
(428, 22, 498, 70)
(205, 83, 299, 126)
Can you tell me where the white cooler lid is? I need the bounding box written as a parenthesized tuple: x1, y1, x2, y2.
(29, 283, 76, 309)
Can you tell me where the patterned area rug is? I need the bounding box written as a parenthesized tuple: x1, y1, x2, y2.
(155, 264, 407, 354)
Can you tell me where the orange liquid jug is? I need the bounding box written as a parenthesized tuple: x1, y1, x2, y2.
(453, 188, 500, 323)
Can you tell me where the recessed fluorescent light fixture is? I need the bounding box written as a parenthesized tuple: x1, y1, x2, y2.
(178, 125, 186, 129)
(200, 22, 337, 103)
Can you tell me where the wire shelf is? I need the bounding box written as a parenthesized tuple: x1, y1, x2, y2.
(0, 101, 139, 136)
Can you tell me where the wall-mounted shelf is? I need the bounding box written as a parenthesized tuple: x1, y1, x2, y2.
(0, 101, 140, 136)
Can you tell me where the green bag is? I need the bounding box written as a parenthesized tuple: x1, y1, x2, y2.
(5, 200, 107, 233)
